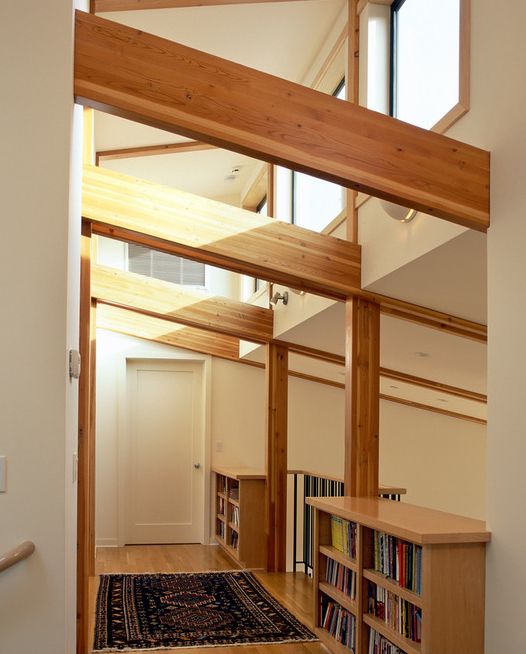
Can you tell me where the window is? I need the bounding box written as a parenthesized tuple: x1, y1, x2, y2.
(128, 243, 205, 287)
(275, 80, 346, 233)
(391, 0, 461, 130)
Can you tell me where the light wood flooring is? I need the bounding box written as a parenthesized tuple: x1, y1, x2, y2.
(90, 544, 325, 654)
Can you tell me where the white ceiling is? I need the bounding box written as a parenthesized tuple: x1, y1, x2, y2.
(95, 0, 345, 201)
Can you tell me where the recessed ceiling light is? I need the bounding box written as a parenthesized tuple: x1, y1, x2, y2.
(389, 385, 399, 390)
(414, 351, 430, 358)
(437, 398, 448, 403)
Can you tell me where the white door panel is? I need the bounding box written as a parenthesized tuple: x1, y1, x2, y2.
(122, 360, 204, 544)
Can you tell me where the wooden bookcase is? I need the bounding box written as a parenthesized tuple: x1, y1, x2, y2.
(308, 496, 490, 654)
(212, 466, 266, 569)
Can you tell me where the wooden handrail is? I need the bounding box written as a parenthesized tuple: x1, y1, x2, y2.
(0, 541, 35, 574)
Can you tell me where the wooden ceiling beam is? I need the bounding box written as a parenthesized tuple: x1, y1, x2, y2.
(83, 165, 362, 300)
(380, 368, 487, 403)
(97, 304, 242, 359)
(75, 11, 490, 231)
(93, 0, 308, 11)
(92, 264, 273, 343)
(96, 140, 216, 164)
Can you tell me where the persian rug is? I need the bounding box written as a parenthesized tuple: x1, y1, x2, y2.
(94, 570, 317, 651)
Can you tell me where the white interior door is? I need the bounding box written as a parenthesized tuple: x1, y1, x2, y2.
(121, 359, 204, 544)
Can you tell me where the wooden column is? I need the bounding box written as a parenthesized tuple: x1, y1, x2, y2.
(77, 221, 92, 654)
(344, 298, 380, 496)
(265, 343, 288, 572)
(77, 108, 95, 654)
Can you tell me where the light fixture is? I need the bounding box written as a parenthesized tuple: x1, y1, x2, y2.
(290, 288, 306, 296)
(270, 291, 289, 306)
(380, 199, 417, 223)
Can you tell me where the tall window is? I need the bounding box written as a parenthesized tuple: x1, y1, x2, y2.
(391, 0, 461, 129)
(275, 80, 346, 232)
(128, 243, 206, 287)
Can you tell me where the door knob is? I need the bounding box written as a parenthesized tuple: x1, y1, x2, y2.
(193, 463, 201, 469)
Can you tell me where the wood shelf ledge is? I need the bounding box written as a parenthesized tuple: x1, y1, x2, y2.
(363, 614, 421, 654)
(319, 582, 357, 616)
(363, 569, 423, 609)
(319, 545, 358, 572)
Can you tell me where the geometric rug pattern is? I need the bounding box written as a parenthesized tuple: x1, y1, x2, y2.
(94, 571, 317, 651)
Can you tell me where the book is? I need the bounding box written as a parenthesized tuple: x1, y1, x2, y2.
(368, 629, 405, 654)
(373, 531, 422, 595)
(330, 515, 357, 559)
(320, 597, 356, 652)
(367, 582, 422, 643)
(325, 558, 356, 600)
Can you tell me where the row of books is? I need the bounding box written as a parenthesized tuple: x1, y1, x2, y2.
(217, 520, 225, 540)
(218, 497, 225, 516)
(217, 476, 227, 494)
(331, 516, 357, 559)
(321, 598, 356, 652)
(231, 531, 239, 550)
(367, 583, 422, 643)
(325, 558, 356, 600)
(368, 629, 404, 654)
(373, 531, 422, 595)
(231, 505, 240, 526)
(229, 483, 239, 500)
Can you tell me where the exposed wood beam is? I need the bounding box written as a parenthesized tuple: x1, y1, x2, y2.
(266, 343, 288, 572)
(97, 303, 242, 359)
(346, 0, 360, 244)
(380, 368, 487, 403)
(92, 264, 273, 343)
(376, 293, 487, 343)
(380, 394, 487, 425)
(275, 340, 345, 366)
(83, 165, 362, 300)
(75, 11, 490, 231)
(345, 298, 380, 496)
(93, 0, 307, 11)
(96, 140, 215, 164)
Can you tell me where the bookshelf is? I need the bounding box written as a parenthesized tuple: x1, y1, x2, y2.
(212, 466, 266, 569)
(308, 496, 490, 654)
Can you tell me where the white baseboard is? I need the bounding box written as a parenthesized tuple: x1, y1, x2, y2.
(96, 538, 119, 548)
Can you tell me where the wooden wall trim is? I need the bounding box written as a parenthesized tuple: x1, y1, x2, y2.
(83, 165, 362, 300)
(380, 393, 487, 425)
(94, 0, 308, 11)
(266, 343, 288, 572)
(92, 264, 274, 343)
(75, 11, 490, 231)
(96, 140, 216, 163)
(380, 367, 486, 403)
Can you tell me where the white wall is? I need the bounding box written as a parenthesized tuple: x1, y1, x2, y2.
(380, 402, 486, 520)
(0, 3, 83, 653)
(469, 0, 526, 650)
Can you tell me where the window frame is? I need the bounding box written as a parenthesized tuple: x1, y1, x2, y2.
(389, 0, 470, 134)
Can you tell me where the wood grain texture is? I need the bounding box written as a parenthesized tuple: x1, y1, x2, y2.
(92, 264, 273, 343)
(96, 140, 215, 163)
(306, 496, 490, 545)
(345, 298, 380, 497)
(77, 222, 93, 654)
(97, 303, 242, 359)
(83, 165, 362, 300)
(94, 0, 308, 11)
(75, 11, 490, 230)
(266, 343, 288, 572)
(346, 0, 359, 244)
(423, 542, 485, 654)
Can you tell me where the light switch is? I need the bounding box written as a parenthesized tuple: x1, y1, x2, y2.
(0, 456, 6, 492)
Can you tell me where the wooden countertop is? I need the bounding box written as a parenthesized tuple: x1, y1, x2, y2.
(212, 465, 266, 480)
(306, 496, 491, 545)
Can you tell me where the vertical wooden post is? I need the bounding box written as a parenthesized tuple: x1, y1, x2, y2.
(77, 107, 95, 654)
(347, 0, 360, 244)
(267, 163, 275, 218)
(77, 221, 92, 654)
(265, 343, 288, 572)
(344, 297, 380, 496)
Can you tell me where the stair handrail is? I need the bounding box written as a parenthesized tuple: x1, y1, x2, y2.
(0, 541, 35, 574)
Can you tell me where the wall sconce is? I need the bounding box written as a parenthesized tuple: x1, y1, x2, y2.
(270, 291, 289, 306)
(380, 200, 416, 223)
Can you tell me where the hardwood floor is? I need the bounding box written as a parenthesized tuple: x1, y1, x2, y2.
(90, 544, 325, 654)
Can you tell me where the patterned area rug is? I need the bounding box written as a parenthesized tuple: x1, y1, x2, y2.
(94, 570, 317, 651)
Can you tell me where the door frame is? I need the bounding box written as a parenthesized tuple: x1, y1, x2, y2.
(117, 356, 210, 546)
